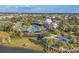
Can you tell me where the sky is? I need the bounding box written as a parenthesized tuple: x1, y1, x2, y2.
(0, 5, 79, 13)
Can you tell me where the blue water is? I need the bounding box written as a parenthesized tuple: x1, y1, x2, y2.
(0, 5, 79, 13)
(0, 45, 43, 53)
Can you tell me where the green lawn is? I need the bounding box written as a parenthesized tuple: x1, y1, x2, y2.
(0, 37, 43, 51)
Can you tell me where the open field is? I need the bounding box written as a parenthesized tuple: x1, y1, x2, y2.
(0, 36, 43, 52)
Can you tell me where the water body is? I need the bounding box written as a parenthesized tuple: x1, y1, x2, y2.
(0, 46, 43, 53)
(0, 5, 79, 13)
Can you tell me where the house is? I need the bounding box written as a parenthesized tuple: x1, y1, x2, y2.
(55, 36, 70, 42)
(19, 28, 28, 36)
(27, 25, 41, 33)
(43, 33, 76, 47)
(49, 22, 58, 30)
(19, 25, 42, 36)
(12, 21, 23, 31)
(44, 24, 49, 30)
(34, 20, 43, 26)
(0, 25, 5, 31)
(0, 15, 13, 19)
(55, 34, 77, 43)
(0, 25, 5, 28)
(44, 21, 59, 31)
(43, 17, 59, 31)
(19, 28, 27, 32)
(43, 34, 70, 42)
(45, 18, 52, 24)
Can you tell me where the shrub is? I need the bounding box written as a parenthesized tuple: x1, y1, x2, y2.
(59, 41, 67, 47)
(42, 38, 57, 46)
(0, 28, 5, 31)
(54, 29, 61, 35)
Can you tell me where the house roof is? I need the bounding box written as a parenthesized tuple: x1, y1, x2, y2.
(45, 18, 52, 24)
(27, 25, 41, 33)
(35, 20, 43, 25)
(19, 28, 27, 32)
(0, 25, 5, 28)
(44, 34, 71, 42)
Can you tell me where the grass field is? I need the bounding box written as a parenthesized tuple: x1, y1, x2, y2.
(0, 36, 43, 51)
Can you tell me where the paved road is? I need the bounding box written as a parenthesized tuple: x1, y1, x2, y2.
(0, 46, 43, 53)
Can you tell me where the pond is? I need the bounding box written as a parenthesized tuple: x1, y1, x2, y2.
(0, 45, 43, 53)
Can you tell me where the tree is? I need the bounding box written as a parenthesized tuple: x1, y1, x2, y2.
(11, 16, 18, 23)
(54, 29, 61, 35)
(4, 23, 13, 32)
(47, 32, 52, 36)
(58, 20, 69, 32)
(42, 38, 57, 47)
(59, 41, 67, 47)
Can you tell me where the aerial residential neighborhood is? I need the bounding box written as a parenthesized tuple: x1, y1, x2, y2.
(0, 5, 79, 53)
(0, 13, 79, 53)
